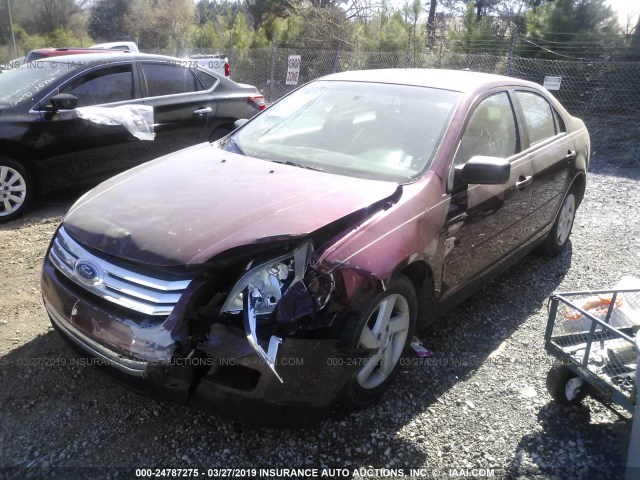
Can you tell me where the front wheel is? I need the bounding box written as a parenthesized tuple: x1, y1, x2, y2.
(0, 158, 33, 223)
(539, 185, 576, 256)
(343, 274, 417, 407)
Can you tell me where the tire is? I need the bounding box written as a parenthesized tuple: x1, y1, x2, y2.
(0, 157, 33, 223)
(546, 361, 588, 405)
(539, 185, 577, 256)
(343, 274, 417, 407)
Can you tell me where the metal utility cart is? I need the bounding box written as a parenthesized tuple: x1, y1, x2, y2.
(545, 283, 639, 410)
(543, 277, 640, 476)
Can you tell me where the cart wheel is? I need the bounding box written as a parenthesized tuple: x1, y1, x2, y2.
(546, 362, 588, 405)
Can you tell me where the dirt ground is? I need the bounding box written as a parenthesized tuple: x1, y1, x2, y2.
(0, 192, 75, 357)
(1, 155, 639, 480)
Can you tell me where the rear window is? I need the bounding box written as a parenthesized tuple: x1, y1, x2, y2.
(25, 51, 47, 62)
(194, 69, 217, 90)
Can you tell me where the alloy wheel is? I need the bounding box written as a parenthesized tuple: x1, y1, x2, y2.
(556, 193, 576, 246)
(0, 166, 27, 217)
(357, 293, 411, 389)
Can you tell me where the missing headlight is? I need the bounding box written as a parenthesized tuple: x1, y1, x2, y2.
(220, 242, 313, 382)
(222, 259, 294, 315)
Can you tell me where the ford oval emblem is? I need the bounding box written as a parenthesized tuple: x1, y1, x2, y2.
(74, 260, 102, 286)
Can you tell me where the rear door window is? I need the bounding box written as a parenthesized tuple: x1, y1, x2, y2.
(514, 91, 558, 146)
(141, 63, 200, 97)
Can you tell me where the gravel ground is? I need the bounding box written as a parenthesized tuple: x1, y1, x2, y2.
(0, 150, 638, 480)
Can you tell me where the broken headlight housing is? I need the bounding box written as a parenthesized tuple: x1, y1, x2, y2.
(221, 258, 293, 317)
(220, 242, 313, 382)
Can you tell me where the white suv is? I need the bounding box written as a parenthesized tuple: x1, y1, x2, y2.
(90, 41, 139, 53)
(187, 54, 230, 77)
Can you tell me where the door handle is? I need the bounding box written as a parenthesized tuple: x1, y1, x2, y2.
(193, 107, 212, 116)
(564, 150, 576, 160)
(515, 175, 532, 189)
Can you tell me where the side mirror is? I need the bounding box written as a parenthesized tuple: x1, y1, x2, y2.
(234, 118, 249, 129)
(50, 93, 78, 111)
(458, 156, 511, 185)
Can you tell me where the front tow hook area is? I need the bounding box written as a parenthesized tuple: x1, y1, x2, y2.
(145, 362, 195, 404)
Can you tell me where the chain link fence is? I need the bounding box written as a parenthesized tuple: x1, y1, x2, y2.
(150, 45, 640, 162)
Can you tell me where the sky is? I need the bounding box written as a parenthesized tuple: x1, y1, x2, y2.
(607, 0, 639, 29)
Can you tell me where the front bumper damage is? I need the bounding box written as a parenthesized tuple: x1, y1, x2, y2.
(41, 255, 363, 427)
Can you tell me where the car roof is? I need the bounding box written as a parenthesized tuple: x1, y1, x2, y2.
(321, 69, 541, 94)
(29, 47, 123, 55)
(25, 52, 241, 89)
(30, 52, 193, 64)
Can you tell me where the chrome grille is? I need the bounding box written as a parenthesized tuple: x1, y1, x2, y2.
(49, 227, 191, 316)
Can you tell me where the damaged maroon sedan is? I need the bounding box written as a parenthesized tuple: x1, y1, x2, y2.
(41, 69, 590, 426)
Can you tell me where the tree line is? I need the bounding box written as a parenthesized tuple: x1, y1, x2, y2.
(1, 0, 639, 62)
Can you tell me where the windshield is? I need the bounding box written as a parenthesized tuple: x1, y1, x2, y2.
(228, 80, 461, 183)
(0, 60, 80, 108)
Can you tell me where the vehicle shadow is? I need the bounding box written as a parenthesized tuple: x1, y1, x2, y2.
(1, 245, 574, 471)
(0, 329, 427, 469)
(504, 402, 631, 480)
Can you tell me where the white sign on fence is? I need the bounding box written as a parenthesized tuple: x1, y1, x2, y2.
(286, 55, 301, 85)
(543, 76, 562, 90)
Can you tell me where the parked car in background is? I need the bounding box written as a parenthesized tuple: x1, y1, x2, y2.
(0, 52, 264, 221)
(90, 41, 139, 52)
(187, 53, 230, 77)
(41, 69, 589, 426)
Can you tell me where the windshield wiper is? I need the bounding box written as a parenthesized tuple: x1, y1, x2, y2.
(270, 160, 327, 173)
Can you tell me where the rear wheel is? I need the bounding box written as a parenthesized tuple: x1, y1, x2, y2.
(0, 157, 32, 222)
(343, 274, 417, 407)
(540, 185, 576, 256)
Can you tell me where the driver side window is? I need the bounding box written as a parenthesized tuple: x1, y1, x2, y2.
(60, 64, 134, 107)
(454, 92, 518, 166)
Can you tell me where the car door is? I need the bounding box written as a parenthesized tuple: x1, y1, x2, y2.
(441, 90, 533, 295)
(37, 62, 156, 190)
(511, 90, 575, 239)
(139, 61, 216, 152)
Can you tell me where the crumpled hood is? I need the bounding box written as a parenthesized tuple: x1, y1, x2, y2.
(63, 142, 400, 266)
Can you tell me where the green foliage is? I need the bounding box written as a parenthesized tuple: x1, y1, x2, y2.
(230, 12, 260, 49)
(449, 2, 497, 54)
(519, 0, 619, 59)
(270, 15, 302, 47)
(88, 0, 131, 42)
(0, 0, 635, 63)
(245, 0, 290, 31)
(353, 11, 409, 53)
(47, 27, 92, 47)
(7, 24, 92, 55)
(197, 0, 237, 27)
(12, 25, 47, 54)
